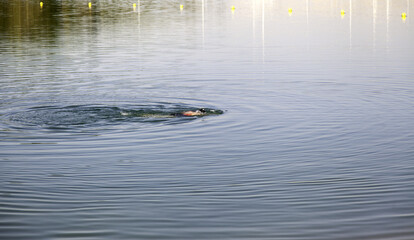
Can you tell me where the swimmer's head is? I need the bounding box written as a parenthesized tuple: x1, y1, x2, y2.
(181, 108, 222, 116)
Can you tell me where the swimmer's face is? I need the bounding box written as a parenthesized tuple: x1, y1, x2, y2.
(181, 109, 206, 116)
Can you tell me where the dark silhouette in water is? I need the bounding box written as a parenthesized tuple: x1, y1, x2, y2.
(4, 105, 223, 129)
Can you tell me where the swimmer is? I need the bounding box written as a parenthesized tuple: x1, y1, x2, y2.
(181, 108, 206, 116)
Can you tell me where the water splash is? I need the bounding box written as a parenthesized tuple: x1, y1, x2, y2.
(2, 104, 223, 130)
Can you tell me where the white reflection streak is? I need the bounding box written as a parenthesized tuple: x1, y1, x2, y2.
(307, 0, 309, 26)
(136, 0, 141, 75)
(252, 0, 255, 42)
(350, 0, 352, 49)
(202, 0, 205, 47)
(386, 0, 389, 48)
(373, 0, 376, 50)
(307, 0, 310, 51)
(137, 0, 141, 39)
(262, 0, 265, 63)
(138, 0, 140, 13)
(330, 0, 333, 17)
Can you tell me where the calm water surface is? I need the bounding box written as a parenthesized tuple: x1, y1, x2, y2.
(1, 0, 414, 239)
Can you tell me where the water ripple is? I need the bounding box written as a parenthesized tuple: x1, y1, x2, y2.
(1, 103, 223, 132)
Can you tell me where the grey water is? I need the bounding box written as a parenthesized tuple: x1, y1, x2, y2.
(1, 0, 414, 239)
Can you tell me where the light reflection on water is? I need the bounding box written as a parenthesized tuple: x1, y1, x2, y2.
(1, 0, 414, 239)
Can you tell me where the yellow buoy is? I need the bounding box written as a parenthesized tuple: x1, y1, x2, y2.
(341, 10, 346, 16)
(88, 2, 92, 9)
(401, 12, 407, 18)
(40, 1, 43, 8)
(231, 5, 235, 11)
(133, 3, 136, 11)
(180, 4, 184, 10)
(288, 8, 293, 16)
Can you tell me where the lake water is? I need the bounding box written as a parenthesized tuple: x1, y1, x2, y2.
(1, 0, 414, 239)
